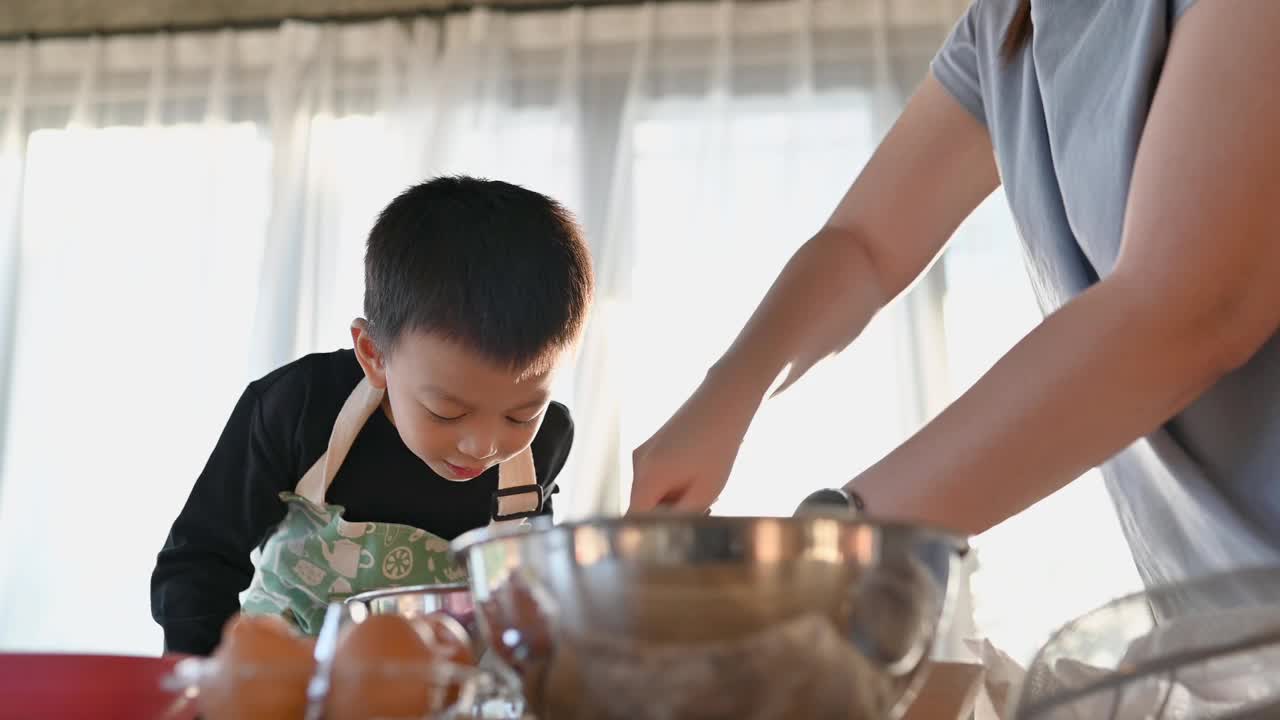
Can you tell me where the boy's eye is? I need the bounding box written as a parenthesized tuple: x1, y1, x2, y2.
(506, 415, 539, 426)
(428, 410, 464, 422)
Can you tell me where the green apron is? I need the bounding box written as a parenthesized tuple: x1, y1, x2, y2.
(241, 377, 543, 634)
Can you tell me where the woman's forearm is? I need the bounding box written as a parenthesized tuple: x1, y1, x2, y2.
(703, 75, 998, 410)
(707, 226, 890, 404)
(848, 277, 1237, 535)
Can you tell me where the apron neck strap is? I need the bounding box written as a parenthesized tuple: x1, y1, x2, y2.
(492, 446, 541, 527)
(295, 376, 384, 505)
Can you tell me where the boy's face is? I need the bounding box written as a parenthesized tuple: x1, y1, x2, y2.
(352, 323, 560, 481)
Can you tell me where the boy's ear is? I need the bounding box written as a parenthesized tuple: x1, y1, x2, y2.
(351, 319, 388, 390)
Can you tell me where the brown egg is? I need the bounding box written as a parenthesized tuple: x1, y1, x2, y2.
(326, 614, 438, 720)
(483, 579, 552, 671)
(198, 613, 315, 720)
(412, 613, 479, 709)
(412, 613, 477, 666)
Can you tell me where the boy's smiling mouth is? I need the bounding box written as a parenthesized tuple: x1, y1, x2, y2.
(443, 461, 486, 480)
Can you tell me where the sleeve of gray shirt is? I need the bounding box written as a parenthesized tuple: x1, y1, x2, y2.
(930, 0, 988, 126)
(929, 0, 1203, 130)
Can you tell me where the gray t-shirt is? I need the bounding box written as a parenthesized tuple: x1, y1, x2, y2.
(932, 0, 1280, 616)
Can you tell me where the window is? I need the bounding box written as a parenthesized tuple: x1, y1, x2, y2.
(0, 123, 271, 652)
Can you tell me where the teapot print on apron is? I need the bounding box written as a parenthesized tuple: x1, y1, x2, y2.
(241, 377, 544, 634)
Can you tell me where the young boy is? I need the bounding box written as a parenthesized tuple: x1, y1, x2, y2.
(151, 176, 593, 656)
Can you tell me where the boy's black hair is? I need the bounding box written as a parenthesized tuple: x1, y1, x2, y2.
(364, 176, 593, 371)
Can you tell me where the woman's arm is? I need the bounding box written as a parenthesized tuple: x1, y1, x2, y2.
(710, 74, 999, 403)
(630, 74, 998, 511)
(849, 0, 1280, 534)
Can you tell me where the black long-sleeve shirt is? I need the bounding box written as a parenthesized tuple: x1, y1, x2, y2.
(151, 349, 573, 655)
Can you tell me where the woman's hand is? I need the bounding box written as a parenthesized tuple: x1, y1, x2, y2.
(629, 367, 762, 512)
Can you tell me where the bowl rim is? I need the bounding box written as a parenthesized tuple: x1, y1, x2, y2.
(450, 512, 969, 558)
(344, 582, 472, 605)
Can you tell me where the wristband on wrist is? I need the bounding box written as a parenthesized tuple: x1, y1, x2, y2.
(795, 486, 866, 516)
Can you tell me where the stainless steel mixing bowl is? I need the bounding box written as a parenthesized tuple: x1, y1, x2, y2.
(451, 513, 967, 720)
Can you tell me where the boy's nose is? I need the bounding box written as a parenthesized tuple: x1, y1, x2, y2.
(458, 435, 499, 461)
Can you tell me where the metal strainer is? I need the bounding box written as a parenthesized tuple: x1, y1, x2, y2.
(1011, 566, 1280, 720)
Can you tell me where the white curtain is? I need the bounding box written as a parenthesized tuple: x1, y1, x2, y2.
(0, 0, 1138, 662)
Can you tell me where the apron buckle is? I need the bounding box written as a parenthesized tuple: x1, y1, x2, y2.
(492, 484, 545, 522)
